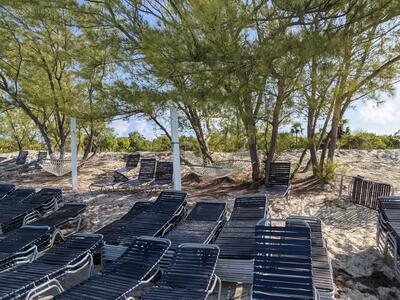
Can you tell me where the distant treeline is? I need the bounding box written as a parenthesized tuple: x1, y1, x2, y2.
(1, 130, 399, 154)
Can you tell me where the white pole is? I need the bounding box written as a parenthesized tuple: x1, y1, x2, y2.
(70, 117, 78, 191)
(170, 107, 181, 190)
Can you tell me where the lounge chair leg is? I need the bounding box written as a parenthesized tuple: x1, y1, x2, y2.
(217, 275, 222, 300)
(25, 278, 64, 300)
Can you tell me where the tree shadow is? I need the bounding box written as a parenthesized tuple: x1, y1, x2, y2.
(314, 200, 377, 231)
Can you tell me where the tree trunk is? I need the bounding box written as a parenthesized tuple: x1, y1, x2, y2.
(265, 78, 285, 185)
(246, 118, 260, 181)
(327, 97, 342, 161)
(180, 104, 213, 163)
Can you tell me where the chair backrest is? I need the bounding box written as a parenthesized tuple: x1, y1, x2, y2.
(159, 244, 219, 291)
(36, 151, 48, 164)
(16, 150, 29, 165)
(186, 201, 226, 222)
(126, 153, 140, 169)
(253, 222, 315, 300)
(0, 183, 15, 197)
(351, 176, 393, 210)
(0, 188, 35, 204)
(104, 236, 170, 281)
(151, 190, 187, 214)
(266, 161, 291, 186)
(138, 158, 156, 181)
(154, 161, 173, 182)
(20, 188, 62, 209)
(230, 194, 268, 221)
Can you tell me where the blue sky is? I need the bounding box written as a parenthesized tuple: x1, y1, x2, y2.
(110, 83, 400, 138)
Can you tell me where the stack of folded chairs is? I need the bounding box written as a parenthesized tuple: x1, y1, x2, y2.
(159, 201, 226, 267)
(377, 195, 400, 278)
(99, 190, 187, 261)
(0, 188, 62, 234)
(214, 194, 268, 283)
(0, 233, 103, 300)
(253, 217, 335, 300)
(0, 185, 87, 272)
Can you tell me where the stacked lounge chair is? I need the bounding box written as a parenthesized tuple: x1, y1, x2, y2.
(0, 184, 15, 200)
(19, 151, 48, 173)
(377, 196, 400, 278)
(287, 216, 335, 299)
(214, 194, 268, 283)
(146, 161, 173, 191)
(29, 203, 86, 237)
(265, 161, 292, 198)
(252, 218, 316, 299)
(0, 203, 86, 272)
(0, 226, 54, 272)
(0, 188, 62, 234)
(89, 153, 141, 191)
(97, 201, 153, 243)
(160, 201, 226, 267)
(101, 191, 187, 260)
(54, 236, 170, 300)
(0, 188, 35, 205)
(143, 244, 221, 300)
(118, 158, 157, 190)
(0, 233, 103, 300)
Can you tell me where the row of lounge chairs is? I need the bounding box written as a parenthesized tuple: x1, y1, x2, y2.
(377, 195, 400, 278)
(0, 183, 86, 273)
(0, 186, 333, 299)
(90, 157, 173, 192)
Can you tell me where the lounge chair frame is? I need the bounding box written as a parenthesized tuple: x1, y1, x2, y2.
(265, 161, 292, 199)
(143, 243, 221, 300)
(21, 232, 102, 300)
(214, 194, 268, 283)
(252, 217, 318, 300)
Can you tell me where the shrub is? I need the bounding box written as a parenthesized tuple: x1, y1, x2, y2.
(314, 159, 337, 183)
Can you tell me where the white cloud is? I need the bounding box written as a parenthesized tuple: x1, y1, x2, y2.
(110, 119, 130, 137)
(347, 83, 400, 135)
(109, 117, 159, 139)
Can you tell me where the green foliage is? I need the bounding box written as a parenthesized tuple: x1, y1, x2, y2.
(340, 132, 400, 150)
(313, 160, 337, 183)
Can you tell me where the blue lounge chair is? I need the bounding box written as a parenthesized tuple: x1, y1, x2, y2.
(143, 244, 221, 300)
(0, 233, 103, 300)
(252, 218, 316, 300)
(265, 161, 292, 198)
(214, 194, 268, 283)
(54, 236, 170, 300)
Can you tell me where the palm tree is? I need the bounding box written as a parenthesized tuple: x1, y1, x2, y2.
(290, 122, 304, 146)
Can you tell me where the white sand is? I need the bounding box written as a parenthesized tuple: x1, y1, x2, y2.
(1, 149, 400, 299)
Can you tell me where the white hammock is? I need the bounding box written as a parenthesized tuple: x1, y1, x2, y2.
(186, 159, 250, 179)
(39, 158, 84, 177)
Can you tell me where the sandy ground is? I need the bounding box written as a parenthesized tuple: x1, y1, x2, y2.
(1, 149, 400, 299)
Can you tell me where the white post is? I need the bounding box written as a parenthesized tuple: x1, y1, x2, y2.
(70, 117, 78, 191)
(170, 107, 181, 190)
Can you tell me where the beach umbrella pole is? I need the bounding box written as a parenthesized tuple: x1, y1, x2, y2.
(70, 117, 78, 191)
(170, 107, 181, 190)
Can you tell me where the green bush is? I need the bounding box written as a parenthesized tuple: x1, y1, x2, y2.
(340, 132, 400, 150)
(314, 159, 337, 183)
